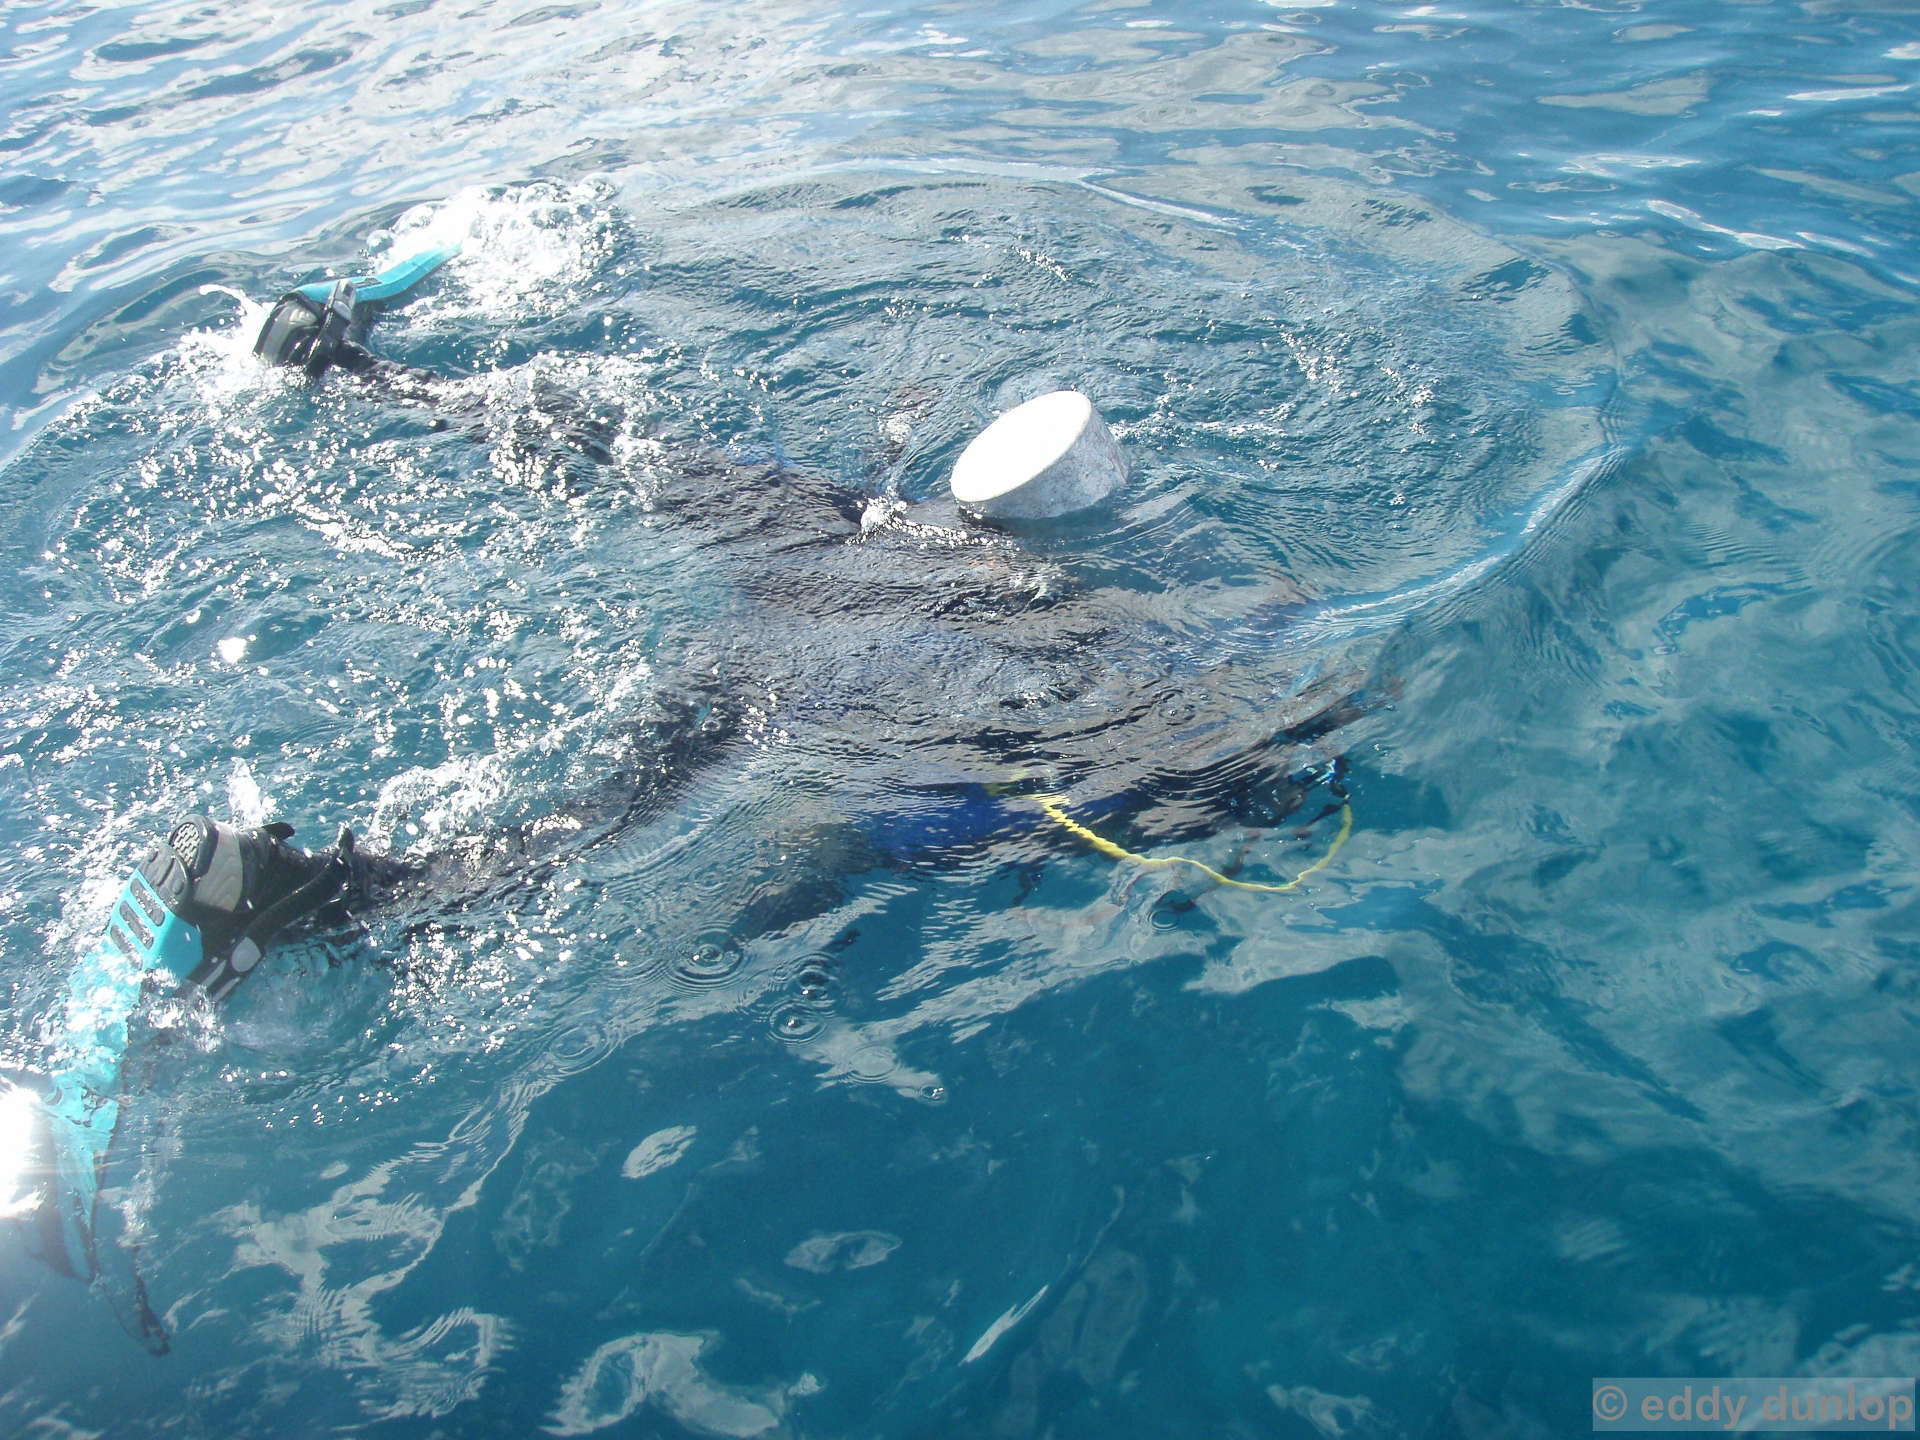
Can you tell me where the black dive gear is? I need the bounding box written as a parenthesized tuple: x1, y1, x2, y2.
(252, 242, 460, 380)
(147, 816, 354, 1001)
(253, 280, 370, 379)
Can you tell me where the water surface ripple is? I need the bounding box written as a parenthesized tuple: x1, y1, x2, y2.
(2, 1, 1919, 1436)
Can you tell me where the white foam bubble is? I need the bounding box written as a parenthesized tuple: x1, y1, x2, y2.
(383, 181, 618, 324)
(178, 285, 282, 406)
(366, 754, 514, 850)
(226, 757, 273, 826)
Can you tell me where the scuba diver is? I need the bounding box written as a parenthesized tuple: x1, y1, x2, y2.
(8, 241, 1363, 1355)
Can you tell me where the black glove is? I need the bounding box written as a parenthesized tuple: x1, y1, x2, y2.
(145, 816, 354, 1001)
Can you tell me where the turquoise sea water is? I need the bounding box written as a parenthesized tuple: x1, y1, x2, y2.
(3, 0, 1920, 1434)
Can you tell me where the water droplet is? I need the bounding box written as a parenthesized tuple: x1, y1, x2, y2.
(788, 952, 839, 1007)
(548, 1020, 607, 1075)
(669, 928, 743, 988)
(769, 1004, 823, 1043)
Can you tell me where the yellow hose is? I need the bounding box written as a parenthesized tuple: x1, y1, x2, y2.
(1037, 795, 1353, 895)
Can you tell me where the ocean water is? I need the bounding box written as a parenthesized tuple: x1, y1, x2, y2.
(2, 0, 1918, 1434)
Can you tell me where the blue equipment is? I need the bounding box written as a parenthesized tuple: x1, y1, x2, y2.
(12, 818, 351, 1352)
(252, 242, 460, 378)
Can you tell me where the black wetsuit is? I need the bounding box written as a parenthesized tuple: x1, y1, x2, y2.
(238, 338, 1363, 980)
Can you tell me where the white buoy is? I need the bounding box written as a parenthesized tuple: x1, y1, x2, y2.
(950, 390, 1127, 521)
